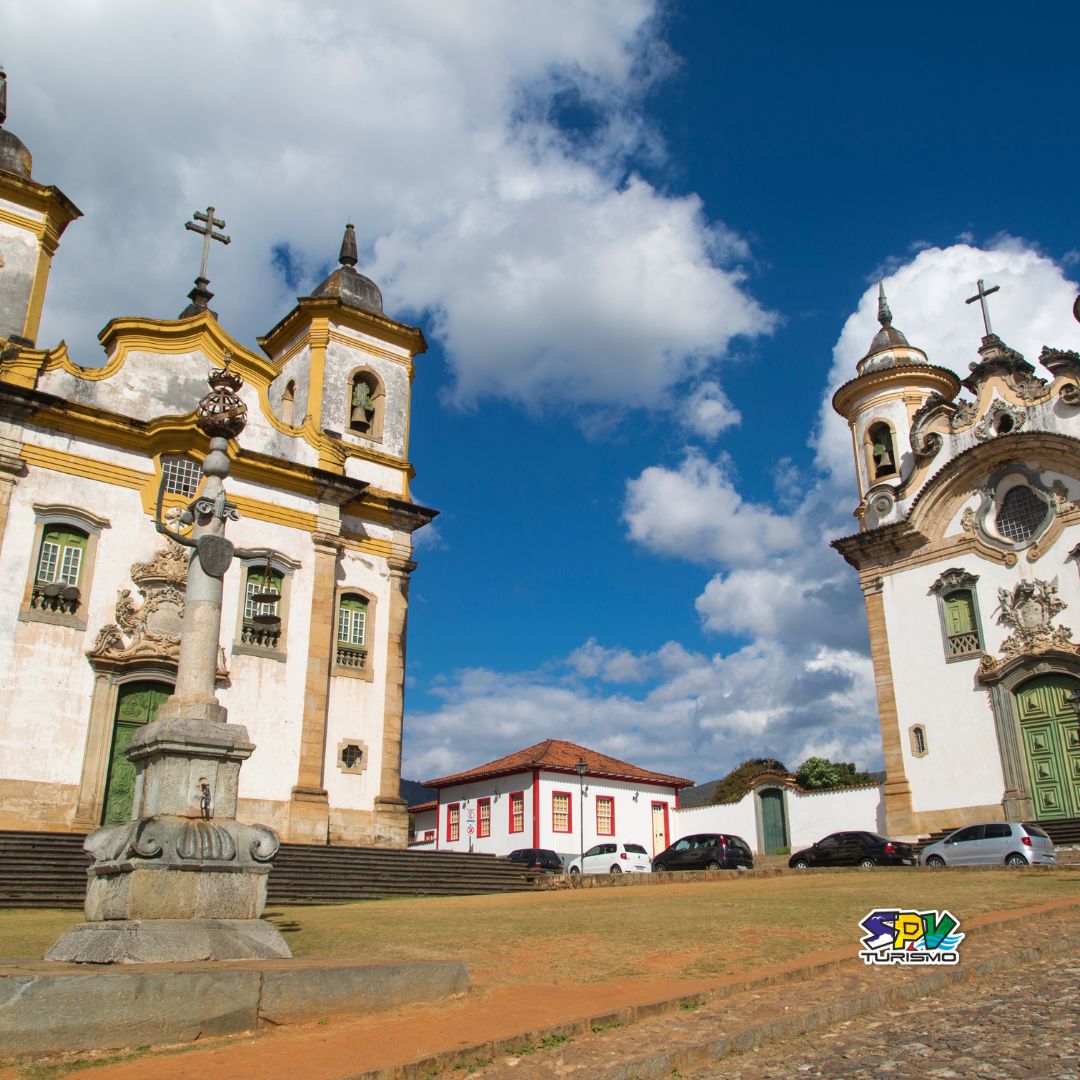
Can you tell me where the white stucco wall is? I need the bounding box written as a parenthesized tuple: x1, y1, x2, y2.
(669, 784, 885, 855)
(881, 514, 1080, 817)
(785, 785, 884, 849)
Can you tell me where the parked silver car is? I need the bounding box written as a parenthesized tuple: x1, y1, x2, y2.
(919, 822, 1057, 867)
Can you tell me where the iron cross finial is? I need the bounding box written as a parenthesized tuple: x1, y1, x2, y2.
(965, 278, 1000, 337)
(184, 206, 231, 282)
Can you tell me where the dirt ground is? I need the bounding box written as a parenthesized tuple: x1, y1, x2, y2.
(3, 871, 1079, 1080)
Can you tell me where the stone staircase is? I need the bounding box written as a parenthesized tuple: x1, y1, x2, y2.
(0, 830, 540, 909)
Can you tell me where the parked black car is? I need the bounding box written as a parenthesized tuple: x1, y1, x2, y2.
(503, 848, 564, 873)
(788, 831, 915, 869)
(652, 833, 754, 872)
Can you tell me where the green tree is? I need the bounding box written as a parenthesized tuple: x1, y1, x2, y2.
(795, 756, 875, 790)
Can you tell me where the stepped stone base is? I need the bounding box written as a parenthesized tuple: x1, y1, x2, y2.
(45, 918, 291, 964)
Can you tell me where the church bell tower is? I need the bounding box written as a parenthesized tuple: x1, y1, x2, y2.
(0, 68, 81, 347)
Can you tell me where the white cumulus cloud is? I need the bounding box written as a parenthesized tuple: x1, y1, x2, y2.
(7, 0, 772, 418)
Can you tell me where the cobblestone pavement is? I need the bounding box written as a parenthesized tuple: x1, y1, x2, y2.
(689, 943, 1080, 1079)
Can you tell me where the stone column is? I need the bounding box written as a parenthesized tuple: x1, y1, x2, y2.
(372, 552, 415, 847)
(861, 576, 915, 838)
(288, 532, 342, 843)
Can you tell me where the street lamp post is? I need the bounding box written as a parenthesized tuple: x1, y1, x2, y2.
(575, 756, 587, 877)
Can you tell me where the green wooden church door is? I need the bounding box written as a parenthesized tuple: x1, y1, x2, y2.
(1014, 674, 1080, 821)
(100, 681, 172, 826)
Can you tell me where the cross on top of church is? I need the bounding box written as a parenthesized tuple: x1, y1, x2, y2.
(965, 278, 1000, 338)
(184, 206, 231, 283)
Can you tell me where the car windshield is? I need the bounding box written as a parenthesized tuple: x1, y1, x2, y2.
(1024, 824, 1051, 839)
(624, 844, 648, 854)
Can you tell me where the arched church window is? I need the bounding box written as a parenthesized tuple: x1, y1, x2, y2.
(22, 505, 109, 629)
(928, 568, 984, 663)
(233, 553, 295, 660)
(867, 422, 897, 480)
(334, 591, 373, 678)
(281, 380, 296, 426)
(33, 525, 87, 613)
(910, 725, 928, 757)
(995, 485, 1047, 545)
(348, 370, 383, 439)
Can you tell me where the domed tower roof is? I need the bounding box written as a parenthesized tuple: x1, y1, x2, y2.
(309, 223, 383, 316)
(0, 68, 33, 179)
(855, 283, 923, 374)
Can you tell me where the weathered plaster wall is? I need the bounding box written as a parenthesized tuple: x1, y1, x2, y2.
(0, 214, 40, 341)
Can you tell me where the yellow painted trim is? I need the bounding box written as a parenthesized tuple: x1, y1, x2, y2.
(303, 319, 329, 437)
(20, 443, 148, 491)
(326, 328, 414, 370)
(21, 246, 53, 344)
(0, 205, 45, 237)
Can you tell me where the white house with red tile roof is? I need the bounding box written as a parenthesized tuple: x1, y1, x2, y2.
(411, 739, 692, 861)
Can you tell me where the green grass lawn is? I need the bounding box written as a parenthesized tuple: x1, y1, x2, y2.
(6, 868, 1077, 988)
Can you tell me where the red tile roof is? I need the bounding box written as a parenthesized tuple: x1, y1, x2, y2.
(407, 800, 437, 813)
(424, 739, 693, 789)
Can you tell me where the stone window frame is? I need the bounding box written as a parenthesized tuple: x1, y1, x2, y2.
(346, 366, 386, 443)
(231, 550, 299, 662)
(928, 567, 986, 664)
(19, 504, 110, 631)
(864, 419, 898, 481)
(331, 585, 376, 682)
(909, 724, 929, 757)
(336, 737, 369, 775)
(972, 464, 1056, 553)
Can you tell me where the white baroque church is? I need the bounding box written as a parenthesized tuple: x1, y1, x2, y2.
(0, 72, 434, 847)
(832, 283, 1080, 839)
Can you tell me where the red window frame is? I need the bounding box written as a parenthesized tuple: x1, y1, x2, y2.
(509, 790, 525, 834)
(478, 797, 491, 838)
(447, 802, 460, 842)
(595, 794, 615, 836)
(552, 790, 572, 834)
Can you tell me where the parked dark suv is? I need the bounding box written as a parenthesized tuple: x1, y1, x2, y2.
(652, 833, 754, 872)
(503, 848, 564, 873)
(788, 831, 915, 869)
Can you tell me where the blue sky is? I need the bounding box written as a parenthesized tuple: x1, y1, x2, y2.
(8, 2, 1079, 785)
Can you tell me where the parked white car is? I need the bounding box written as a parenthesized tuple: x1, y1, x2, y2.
(567, 842, 651, 875)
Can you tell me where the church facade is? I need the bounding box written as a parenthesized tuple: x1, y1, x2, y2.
(0, 75, 434, 846)
(833, 285, 1080, 838)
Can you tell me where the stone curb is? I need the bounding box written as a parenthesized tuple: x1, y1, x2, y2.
(340, 900, 1080, 1080)
(0, 960, 469, 1056)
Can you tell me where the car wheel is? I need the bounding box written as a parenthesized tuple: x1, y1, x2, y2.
(791, 858, 809, 869)
(925, 855, 945, 868)
(609, 865, 622, 875)
(858, 857, 876, 868)
(569, 866, 580, 874)
(706, 860, 722, 871)
(1005, 853, 1028, 867)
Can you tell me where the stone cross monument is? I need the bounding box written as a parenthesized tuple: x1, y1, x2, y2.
(48, 359, 291, 963)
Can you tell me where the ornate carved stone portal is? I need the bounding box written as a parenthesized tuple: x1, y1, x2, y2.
(979, 577, 1079, 678)
(87, 541, 227, 676)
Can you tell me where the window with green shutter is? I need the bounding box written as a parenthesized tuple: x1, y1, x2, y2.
(943, 590, 980, 657)
(31, 526, 88, 615)
(336, 594, 369, 671)
(241, 566, 283, 648)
